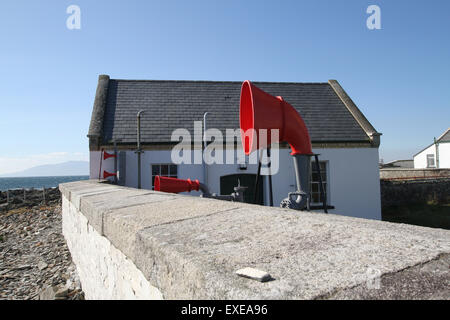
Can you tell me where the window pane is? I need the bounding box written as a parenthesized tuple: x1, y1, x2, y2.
(320, 162, 326, 171)
(312, 193, 319, 203)
(152, 165, 160, 176)
(170, 165, 177, 176)
(161, 164, 169, 176)
(310, 161, 327, 204)
(427, 155, 435, 167)
(151, 176, 156, 187)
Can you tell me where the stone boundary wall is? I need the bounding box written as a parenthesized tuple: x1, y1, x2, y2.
(380, 168, 450, 180)
(62, 195, 163, 299)
(381, 179, 450, 207)
(60, 180, 450, 300)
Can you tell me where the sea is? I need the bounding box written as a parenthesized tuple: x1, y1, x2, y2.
(0, 176, 89, 191)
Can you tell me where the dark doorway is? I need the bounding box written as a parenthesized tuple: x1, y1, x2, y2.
(220, 174, 264, 205)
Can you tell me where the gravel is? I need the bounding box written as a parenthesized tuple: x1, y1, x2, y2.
(0, 204, 84, 300)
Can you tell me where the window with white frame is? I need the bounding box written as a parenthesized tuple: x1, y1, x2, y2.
(151, 164, 178, 189)
(310, 161, 328, 204)
(426, 154, 435, 168)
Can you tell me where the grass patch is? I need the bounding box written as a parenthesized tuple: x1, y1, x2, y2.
(2, 207, 28, 217)
(382, 203, 450, 230)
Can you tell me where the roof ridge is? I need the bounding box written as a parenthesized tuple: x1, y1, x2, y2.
(110, 79, 330, 85)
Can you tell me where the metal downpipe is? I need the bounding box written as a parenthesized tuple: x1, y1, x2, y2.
(136, 110, 145, 189)
(281, 154, 312, 210)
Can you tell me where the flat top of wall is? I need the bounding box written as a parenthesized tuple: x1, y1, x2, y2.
(60, 180, 450, 299)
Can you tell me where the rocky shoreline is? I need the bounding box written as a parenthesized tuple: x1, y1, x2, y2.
(0, 200, 84, 300)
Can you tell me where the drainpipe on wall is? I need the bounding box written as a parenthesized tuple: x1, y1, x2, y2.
(434, 137, 440, 169)
(203, 112, 209, 187)
(113, 140, 118, 185)
(136, 110, 145, 189)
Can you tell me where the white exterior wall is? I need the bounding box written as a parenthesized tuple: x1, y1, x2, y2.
(312, 148, 381, 220)
(90, 151, 116, 179)
(414, 142, 450, 169)
(90, 147, 381, 220)
(437, 143, 450, 168)
(414, 145, 435, 169)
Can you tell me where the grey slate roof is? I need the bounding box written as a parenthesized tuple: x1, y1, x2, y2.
(97, 78, 375, 146)
(437, 128, 450, 143)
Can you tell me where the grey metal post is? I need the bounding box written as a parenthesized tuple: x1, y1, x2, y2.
(136, 110, 145, 189)
(280, 154, 312, 210)
(292, 154, 312, 210)
(253, 149, 264, 204)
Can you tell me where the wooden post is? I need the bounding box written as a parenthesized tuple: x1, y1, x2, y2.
(6, 190, 9, 204)
(23, 188, 26, 202)
(43, 187, 46, 204)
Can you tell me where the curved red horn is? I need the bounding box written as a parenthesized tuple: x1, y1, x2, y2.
(239, 80, 313, 156)
(103, 151, 116, 160)
(103, 170, 117, 179)
(154, 176, 200, 193)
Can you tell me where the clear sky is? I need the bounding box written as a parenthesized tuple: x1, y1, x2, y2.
(0, 0, 449, 174)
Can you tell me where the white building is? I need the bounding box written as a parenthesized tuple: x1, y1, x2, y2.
(87, 75, 382, 220)
(413, 128, 450, 169)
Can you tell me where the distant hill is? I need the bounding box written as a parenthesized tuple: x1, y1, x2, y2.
(0, 161, 89, 177)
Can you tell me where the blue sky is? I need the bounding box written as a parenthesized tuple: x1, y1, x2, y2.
(0, 0, 449, 174)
